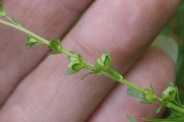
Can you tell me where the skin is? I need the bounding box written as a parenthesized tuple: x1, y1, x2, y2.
(0, 0, 180, 122)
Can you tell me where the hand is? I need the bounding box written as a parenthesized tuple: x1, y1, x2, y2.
(0, 0, 180, 122)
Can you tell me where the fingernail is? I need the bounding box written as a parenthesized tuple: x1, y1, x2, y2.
(152, 35, 178, 64)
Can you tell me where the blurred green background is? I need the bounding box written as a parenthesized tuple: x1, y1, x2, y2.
(160, 1, 184, 102)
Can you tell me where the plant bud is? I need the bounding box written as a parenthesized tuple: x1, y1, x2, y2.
(67, 54, 84, 74)
(0, 3, 6, 17)
(161, 83, 177, 102)
(143, 89, 155, 104)
(95, 51, 111, 70)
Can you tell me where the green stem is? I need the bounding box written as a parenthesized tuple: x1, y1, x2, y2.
(62, 49, 74, 57)
(156, 97, 184, 114)
(101, 71, 143, 92)
(167, 103, 184, 114)
(0, 19, 49, 44)
(102, 68, 184, 114)
(0, 18, 94, 70)
(1, 17, 184, 116)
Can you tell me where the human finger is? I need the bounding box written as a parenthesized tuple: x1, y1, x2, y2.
(0, 0, 93, 105)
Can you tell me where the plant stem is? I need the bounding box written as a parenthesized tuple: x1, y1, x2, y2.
(0, 19, 49, 44)
(101, 71, 143, 92)
(156, 97, 184, 114)
(0, 18, 136, 90)
(6, 16, 17, 25)
(1, 17, 184, 116)
(102, 69, 184, 114)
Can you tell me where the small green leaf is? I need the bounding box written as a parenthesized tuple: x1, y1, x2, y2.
(25, 36, 42, 49)
(156, 104, 164, 114)
(126, 115, 137, 122)
(127, 88, 156, 104)
(12, 16, 18, 24)
(81, 72, 95, 79)
(103, 51, 111, 66)
(127, 87, 145, 99)
(11, 13, 20, 26)
(169, 82, 174, 87)
(0, 2, 6, 17)
(66, 69, 75, 75)
(150, 84, 155, 94)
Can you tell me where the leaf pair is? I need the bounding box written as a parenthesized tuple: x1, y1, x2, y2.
(92, 51, 111, 72)
(26, 37, 63, 55)
(25, 36, 43, 49)
(81, 51, 113, 79)
(67, 53, 85, 74)
(47, 39, 63, 54)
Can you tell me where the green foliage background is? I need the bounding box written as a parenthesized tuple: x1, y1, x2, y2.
(161, 1, 184, 104)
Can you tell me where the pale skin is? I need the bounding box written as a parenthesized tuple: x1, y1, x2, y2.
(0, 0, 181, 122)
